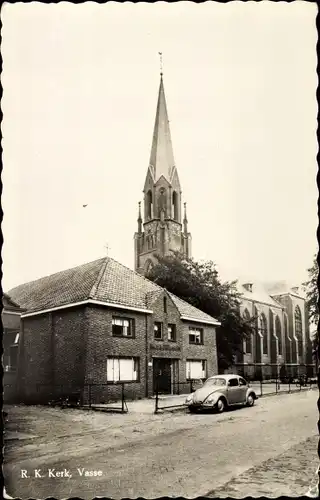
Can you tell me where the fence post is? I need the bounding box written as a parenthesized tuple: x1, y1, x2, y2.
(288, 378, 291, 393)
(154, 379, 159, 414)
(190, 379, 193, 394)
(260, 379, 263, 397)
(121, 383, 125, 412)
(88, 384, 91, 408)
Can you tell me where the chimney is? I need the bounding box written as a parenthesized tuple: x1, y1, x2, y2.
(243, 283, 253, 293)
(291, 286, 299, 294)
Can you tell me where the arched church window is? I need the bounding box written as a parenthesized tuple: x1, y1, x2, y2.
(146, 190, 153, 219)
(243, 309, 252, 354)
(275, 316, 282, 355)
(295, 305, 303, 357)
(172, 191, 178, 221)
(284, 314, 289, 338)
(260, 313, 268, 355)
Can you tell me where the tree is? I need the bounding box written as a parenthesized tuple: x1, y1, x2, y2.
(147, 252, 255, 371)
(302, 254, 319, 356)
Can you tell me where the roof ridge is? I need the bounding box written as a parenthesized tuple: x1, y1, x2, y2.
(88, 257, 109, 299)
(107, 256, 165, 292)
(105, 257, 217, 317)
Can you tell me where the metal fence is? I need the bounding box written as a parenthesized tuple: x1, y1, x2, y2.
(33, 382, 128, 413)
(85, 383, 128, 413)
(154, 373, 317, 413)
(154, 379, 197, 413)
(249, 375, 317, 398)
(234, 362, 317, 381)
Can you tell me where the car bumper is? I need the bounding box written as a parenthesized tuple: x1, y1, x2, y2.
(186, 401, 215, 408)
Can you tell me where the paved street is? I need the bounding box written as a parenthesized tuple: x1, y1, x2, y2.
(4, 389, 318, 499)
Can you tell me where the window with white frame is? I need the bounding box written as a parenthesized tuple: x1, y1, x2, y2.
(189, 327, 203, 345)
(154, 322, 163, 340)
(107, 357, 139, 382)
(168, 324, 176, 342)
(112, 317, 133, 337)
(186, 360, 207, 380)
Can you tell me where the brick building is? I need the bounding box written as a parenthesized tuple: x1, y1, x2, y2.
(230, 282, 314, 379)
(8, 258, 220, 403)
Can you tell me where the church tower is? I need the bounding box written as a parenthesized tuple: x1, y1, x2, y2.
(134, 70, 192, 274)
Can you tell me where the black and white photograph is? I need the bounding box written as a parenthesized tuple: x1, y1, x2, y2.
(2, 1, 319, 498)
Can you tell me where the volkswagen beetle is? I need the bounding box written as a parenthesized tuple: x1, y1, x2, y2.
(185, 374, 258, 413)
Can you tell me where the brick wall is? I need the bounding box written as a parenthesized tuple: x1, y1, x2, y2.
(52, 308, 87, 389)
(17, 298, 218, 404)
(3, 311, 22, 402)
(18, 307, 88, 402)
(2, 311, 21, 330)
(146, 291, 218, 396)
(19, 314, 53, 401)
(84, 305, 148, 401)
(146, 291, 182, 396)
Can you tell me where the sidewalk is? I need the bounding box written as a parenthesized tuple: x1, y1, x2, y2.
(89, 393, 188, 414)
(87, 385, 316, 414)
(206, 435, 319, 498)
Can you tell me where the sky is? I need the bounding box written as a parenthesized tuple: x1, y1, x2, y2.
(2, 1, 318, 292)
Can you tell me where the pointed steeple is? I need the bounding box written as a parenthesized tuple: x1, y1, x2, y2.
(134, 63, 192, 274)
(149, 74, 175, 182)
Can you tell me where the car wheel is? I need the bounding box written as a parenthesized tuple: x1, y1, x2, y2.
(246, 393, 255, 407)
(188, 406, 198, 413)
(216, 398, 225, 413)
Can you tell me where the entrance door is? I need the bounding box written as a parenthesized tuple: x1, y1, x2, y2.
(153, 358, 171, 395)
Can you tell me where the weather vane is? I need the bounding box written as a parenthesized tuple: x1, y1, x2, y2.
(158, 52, 163, 75)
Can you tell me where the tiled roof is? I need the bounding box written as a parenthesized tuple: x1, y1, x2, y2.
(7, 257, 220, 325)
(8, 259, 105, 314)
(168, 293, 219, 325)
(3, 293, 25, 311)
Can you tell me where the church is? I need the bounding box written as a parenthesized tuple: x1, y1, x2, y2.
(133, 72, 191, 274)
(3, 68, 315, 403)
(131, 70, 314, 381)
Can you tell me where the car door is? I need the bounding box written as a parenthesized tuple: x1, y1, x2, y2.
(227, 377, 242, 404)
(238, 377, 248, 403)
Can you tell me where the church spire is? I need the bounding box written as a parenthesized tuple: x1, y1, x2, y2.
(134, 62, 192, 274)
(149, 64, 175, 182)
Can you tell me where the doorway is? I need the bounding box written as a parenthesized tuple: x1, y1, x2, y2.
(153, 358, 171, 395)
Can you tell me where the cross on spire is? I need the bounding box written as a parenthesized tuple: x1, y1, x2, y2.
(158, 52, 163, 76)
(104, 243, 111, 257)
